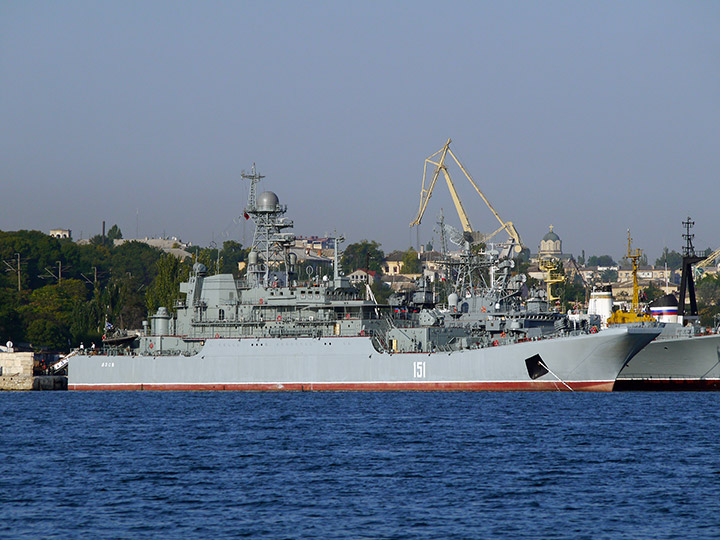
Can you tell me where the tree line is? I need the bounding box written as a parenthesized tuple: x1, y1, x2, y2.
(0, 228, 248, 352)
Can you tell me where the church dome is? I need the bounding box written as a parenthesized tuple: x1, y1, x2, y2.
(540, 225, 562, 257)
(542, 226, 560, 242)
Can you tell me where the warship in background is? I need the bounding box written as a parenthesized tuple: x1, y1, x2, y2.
(586, 223, 720, 390)
(68, 165, 660, 392)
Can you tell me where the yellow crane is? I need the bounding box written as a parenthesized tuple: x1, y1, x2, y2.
(538, 257, 564, 305)
(694, 246, 720, 279)
(409, 139, 523, 252)
(607, 230, 654, 326)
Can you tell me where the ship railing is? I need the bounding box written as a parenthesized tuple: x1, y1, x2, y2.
(147, 349, 190, 357)
(268, 327, 323, 338)
(99, 347, 134, 356)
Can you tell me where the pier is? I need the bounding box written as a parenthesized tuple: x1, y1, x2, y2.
(0, 351, 67, 391)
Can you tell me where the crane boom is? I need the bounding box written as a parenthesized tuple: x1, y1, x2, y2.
(409, 139, 524, 251)
(696, 247, 720, 270)
(692, 246, 720, 279)
(411, 139, 474, 230)
(436, 159, 473, 233)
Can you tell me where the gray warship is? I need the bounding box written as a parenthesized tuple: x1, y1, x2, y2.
(616, 320, 720, 390)
(68, 167, 660, 391)
(572, 221, 720, 391)
(614, 220, 720, 390)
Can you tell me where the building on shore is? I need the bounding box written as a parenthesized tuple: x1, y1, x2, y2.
(49, 229, 72, 239)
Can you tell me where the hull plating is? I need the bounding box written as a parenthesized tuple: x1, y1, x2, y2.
(69, 327, 657, 392)
(616, 333, 720, 390)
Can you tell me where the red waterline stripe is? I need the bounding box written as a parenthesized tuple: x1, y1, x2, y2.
(69, 380, 615, 392)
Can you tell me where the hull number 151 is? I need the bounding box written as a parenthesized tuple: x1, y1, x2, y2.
(413, 361, 426, 379)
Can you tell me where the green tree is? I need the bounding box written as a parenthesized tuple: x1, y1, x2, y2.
(558, 273, 587, 309)
(18, 279, 91, 350)
(600, 269, 618, 282)
(642, 282, 664, 303)
(696, 275, 720, 306)
(145, 253, 190, 314)
(0, 229, 174, 345)
(220, 240, 248, 275)
(0, 288, 23, 343)
(107, 224, 123, 241)
(401, 247, 422, 274)
(370, 281, 392, 304)
(655, 248, 683, 271)
(111, 241, 162, 284)
(587, 255, 616, 267)
(696, 273, 720, 326)
(340, 240, 385, 275)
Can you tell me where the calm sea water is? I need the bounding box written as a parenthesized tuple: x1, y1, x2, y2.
(1, 391, 719, 540)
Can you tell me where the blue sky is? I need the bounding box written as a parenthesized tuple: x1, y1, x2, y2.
(2, 1, 719, 262)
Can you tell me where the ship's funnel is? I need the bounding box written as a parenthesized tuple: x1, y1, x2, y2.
(649, 294, 679, 324)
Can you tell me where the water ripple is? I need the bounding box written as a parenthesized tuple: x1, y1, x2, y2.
(1, 392, 720, 539)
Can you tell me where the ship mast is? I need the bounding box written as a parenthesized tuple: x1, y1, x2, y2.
(678, 217, 703, 322)
(626, 229, 642, 313)
(241, 165, 294, 288)
(241, 163, 264, 214)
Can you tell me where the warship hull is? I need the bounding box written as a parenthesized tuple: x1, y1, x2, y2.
(615, 333, 720, 390)
(69, 327, 658, 392)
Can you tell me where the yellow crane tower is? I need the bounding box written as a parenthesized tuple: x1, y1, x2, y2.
(538, 258, 564, 306)
(409, 139, 523, 252)
(607, 229, 654, 326)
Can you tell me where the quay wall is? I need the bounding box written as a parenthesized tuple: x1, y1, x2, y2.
(0, 352, 35, 390)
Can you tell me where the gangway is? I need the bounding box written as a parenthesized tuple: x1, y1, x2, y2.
(50, 349, 78, 373)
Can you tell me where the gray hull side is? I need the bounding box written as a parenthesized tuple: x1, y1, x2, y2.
(69, 327, 656, 391)
(617, 333, 720, 386)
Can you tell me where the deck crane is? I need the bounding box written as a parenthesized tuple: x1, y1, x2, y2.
(409, 139, 523, 253)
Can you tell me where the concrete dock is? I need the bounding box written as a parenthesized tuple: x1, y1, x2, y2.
(0, 352, 67, 391)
